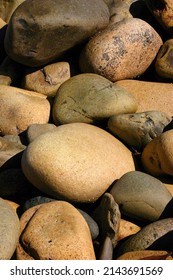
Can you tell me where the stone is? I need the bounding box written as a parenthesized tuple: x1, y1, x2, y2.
(78, 209, 99, 240)
(22, 62, 71, 97)
(141, 129, 173, 177)
(110, 171, 172, 222)
(52, 73, 138, 125)
(115, 79, 173, 116)
(0, 0, 24, 23)
(0, 137, 25, 168)
(26, 123, 56, 143)
(0, 85, 50, 135)
(155, 39, 173, 80)
(17, 201, 96, 259)
(79, 18, 162, 82)
(4, 0, 109, 67)
(116, 250, 173, 260)
(92, 193, 121, 247)
(98, 236, 113, 260)
(118, 219, 141, 241)
(4, 199, 20, 213)
(0, 17, 6, 28)
(0, 197, 20, 259)
(21, 123, 135, 203)
(116, 218, 173, 257)
(103, 0, 133, 24)
(108, 111, 172, 151)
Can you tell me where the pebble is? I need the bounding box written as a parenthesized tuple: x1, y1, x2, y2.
(118, 219, 141, 241)
(116, 250, 173, 260)
(26, 123, 56, 143)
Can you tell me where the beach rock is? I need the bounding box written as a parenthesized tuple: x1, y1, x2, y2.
(116, 218, 173, 257)
(0, 0, 24, 23)
(118, 219, 141, 241)
(142, 129, 173, 177)
(4, 0, 109, 67)
(0, 198, 20, 259)
(18, 201, 96, 259)
(115, 80, 173, 116)
(21, 123, 135, 203)
(155, 39, 173, 80)
(22, 62, 71, 97)
(23, 196, 55, 211)
(26, 123, 56, 143)
(78, 209, 99, 240)
(79, 18, 162, 81)
(108, 111, 172, 151)
(0, 85, 50, 135)
(110, 171, 172, 222)
(52, 73, 138, 125)
(98, 236, 113, 260)
(116, 250, 173, 260)
(103, 0, 133, 23)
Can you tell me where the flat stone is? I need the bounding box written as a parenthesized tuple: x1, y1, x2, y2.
(52, 73, 138, 125)
(21, 123, 135, 203)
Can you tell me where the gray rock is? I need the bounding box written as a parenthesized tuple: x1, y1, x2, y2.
(0, 198, 20, 259)
(108, 111, 172, 151)
(23, 196, 55, 211)
(110, 171, 172, 222)
(78, 209, 99, 240)
(4, 0, 109, 67)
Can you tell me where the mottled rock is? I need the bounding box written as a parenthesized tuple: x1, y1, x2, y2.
(26, 123, 56, 143)
(142, 129, 173, 176)
(18, 201, 96, 259)
(21, 123, 135, 203)
(108, 111, 172, 151)
(4, 0, 109, 67)
(110, 171, 172, 221)
(116, 218, 173, 257)
(79, 18, 162, 81)
(115, 80, 173, 116)
(0, 198, 20, 259)
(22, 62, 70, 97)
(52, 73, 138, 125)
(0, 85, 50, 135)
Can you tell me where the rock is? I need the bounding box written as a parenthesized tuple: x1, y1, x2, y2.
(0, 18, 6, 28)
(116, 218, 173, 257)
(115, 79, 173, 116)
(4, 0, 109, 67)
(92, 193, 121, 247)
(155, 39, 173, 80)
(79, 18, 162, 82)
(52, 73, 138, 125)
(118, 219, 141, 241)
(144, 0, 173, 33)
(108, 111, 172, 151)
(22, 62, 71, 97)
(23, 196, 55, 211)
(0, 197, 20, 259)
(4, 199, 20, 213)
(141, 129, 173, 176)
(17, 201, 96, 259)
(26, 123, 56, 143)
(103, 0, 133, 24)
(0, 85, 50, 135)
(110, 171, 172, 222)
(21, 123, 135, 203)
(116, 250, 173, 260)
(0, 137, 25, 168)
(98, 236, 113, 260)
(0, 0, 24, 23)
(78, 209, 99, 240)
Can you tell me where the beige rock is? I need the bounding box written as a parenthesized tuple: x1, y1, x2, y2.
(22, 62, 70, 97)
(118, 219, 141, 241)
(0, 0, 25, 23)
(4, 200, 20, 213)
(141, 130, 173, 177)
(26, 123, 56, 143)
(115, 79, 173, 116)
(21, 123, 135, 203)
(79, 18, 162, 81)
(0, 17, 6, 28)
(0, 85, 50, 135)
(18, 201, 96, 260)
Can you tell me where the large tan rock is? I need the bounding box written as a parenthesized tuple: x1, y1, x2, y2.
(0, 0, 24, 23)
(0, 85, 50, 135)
(17, 201, 96, 260)
(115, 79, 173, 116)
(22, 123, 135, 203)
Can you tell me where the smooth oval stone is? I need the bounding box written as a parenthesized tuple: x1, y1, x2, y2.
(52, 73, 138, 125)
(116, 218, 173, 257)
(22, 62, 71, 97)
(21, 123, 135, 203)
(118, 219, 141, 241)
(108, 111, 172, 151)
(26, 123, 56, 143)
(79, 18, 162, 81)
(142, 129, 173, 177)
(110, 171, 172, 222)
(116, 250, 173, 260)
(18, 201, 96, 259)
(115, 79, 173, 116)
(4, 0, 109, 67)
(155, 39, 173, 79)
(78, 209, 99, 240)
(0, 198, 20, 259)
(0, 85, 50, 135)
